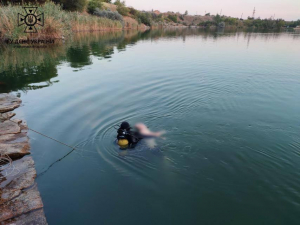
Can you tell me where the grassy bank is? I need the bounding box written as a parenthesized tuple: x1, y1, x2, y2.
(0, 1, 123, 40)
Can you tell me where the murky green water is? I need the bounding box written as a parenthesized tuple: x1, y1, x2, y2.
(1, 29, 300, 225)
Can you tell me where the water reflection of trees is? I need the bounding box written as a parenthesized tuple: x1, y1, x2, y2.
(0, 46, 62, 92)
(0, 28, 298, 92)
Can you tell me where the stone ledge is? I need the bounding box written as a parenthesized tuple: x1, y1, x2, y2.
(0, 114, 30, 159)
(0, 93, 47, 224)
(0, 94, 21, 113)
(0, 112, 15, 122)
(0, 143, 30, 160)
(0, 121, 21, 135)
(1, 157, 36, 204)
(0, 186, 44, 223)
(0, 157, 43, 223)
(0, 209, 48, 225)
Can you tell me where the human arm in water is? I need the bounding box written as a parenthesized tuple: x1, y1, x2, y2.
(134, 123, 165, 137)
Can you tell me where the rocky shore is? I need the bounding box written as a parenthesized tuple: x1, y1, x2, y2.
(0, 94, 47, 225)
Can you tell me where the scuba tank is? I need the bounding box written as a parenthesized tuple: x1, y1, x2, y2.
(116, 121, 143, 149)
(117, 122, 131, 148)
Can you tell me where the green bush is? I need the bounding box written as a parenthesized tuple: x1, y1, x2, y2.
(214, 14, 223, 24)
(117, 5, 129, 16)
(164, 17, 171, 22)
(153, 14, 163, 23)
(94, 8, 123, 22)
(224, 17, 238, 25)
(288, 19, 300, 28)
(168, 14, 177, 23)
(137, 12, 151, 26)
(58, 0, 87, 12)
(114, 0, 129, 16)
(87, 0, 102, 14)
(128, 7, 138, 16)
(198, 21, 215, 27)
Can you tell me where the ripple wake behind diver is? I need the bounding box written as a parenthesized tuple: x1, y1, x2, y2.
(23, 120, 165, 177)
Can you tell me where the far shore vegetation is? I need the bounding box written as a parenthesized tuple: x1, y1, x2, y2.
(0, 0, 299, 41)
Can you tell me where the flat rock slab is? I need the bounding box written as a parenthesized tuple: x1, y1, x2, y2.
(0, 133, 28, 145)
(0, 157, 36, 192)
(0, 121, 21, 135)
(0, 142, 30, 159)
(0, 112, 15, 122)
(19, 122, 28, 133)
(0, 157, 36, 203)
(0, 157, 44, 223)
(1, 209, 48, 225)
(0, 94, 21, 113)
(0, 186, 43, 222)
(11, 119, 22, 125)
(0, 125, 29, 159)
(0, 94, 47, 224)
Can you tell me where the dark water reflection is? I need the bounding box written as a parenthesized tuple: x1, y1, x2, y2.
(1, 28, 300, 225)
(2, 28, 299, 93)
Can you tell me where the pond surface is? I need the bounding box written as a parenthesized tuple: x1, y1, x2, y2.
(1, 29, 300, 225)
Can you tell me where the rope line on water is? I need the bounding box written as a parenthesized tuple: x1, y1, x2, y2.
(7, 119, 116, 177)
(9, 119, 76, 150)
(8, 119, 79, 178)
(28, 127, 76, 150)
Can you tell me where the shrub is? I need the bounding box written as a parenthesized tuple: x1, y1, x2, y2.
(168, 14, 177, 23)
(137, 12, 151, 26)
(114, 0, 129, 16)
(289, 20, 300, 27)
(94, 8, 123, 23)
(198, 21, 215, 27)
(164, 17, 171, 22)
(214, 14, 222, 24)
(87, 0, 102, 14)
(218, 22, 225, 28)
(114, 0, 123, 6)
(117, 5, 129, 16)
(224, 17, 238, 25)
(128, 7, 138, 16)
(153, 14, 163, 23)
(58, 0, 87, 12)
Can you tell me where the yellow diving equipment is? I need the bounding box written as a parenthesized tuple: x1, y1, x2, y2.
(118, 139, 129, 148)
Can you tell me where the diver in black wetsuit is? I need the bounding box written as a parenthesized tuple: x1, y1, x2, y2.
(117, 121, 142, 148)
(116, 121, 165, 149)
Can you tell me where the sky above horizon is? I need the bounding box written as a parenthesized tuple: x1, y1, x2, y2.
(125, 0, 300, 21)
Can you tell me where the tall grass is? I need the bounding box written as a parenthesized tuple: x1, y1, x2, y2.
(0, 1, 123, 40)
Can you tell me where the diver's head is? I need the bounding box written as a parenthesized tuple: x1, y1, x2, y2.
(120, 121, 130, 130)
